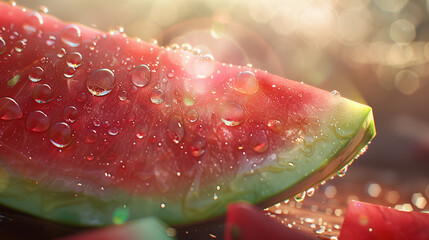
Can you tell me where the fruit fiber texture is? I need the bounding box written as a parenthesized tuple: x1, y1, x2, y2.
(339, 201, 429, 240)
(0, 2, 375, 226)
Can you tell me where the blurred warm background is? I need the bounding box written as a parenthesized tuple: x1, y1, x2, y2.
(5, 0, 429, 238)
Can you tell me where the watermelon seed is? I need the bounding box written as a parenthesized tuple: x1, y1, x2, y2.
(0, 37, 6, 54)
(22, 12, 43, 33)
(28, 66, 44, 82)
(60, 24, 82, 47)
(150, 89, 165, 104)
(32, 84, 53, 103)
(130, 64, 151, 87)
(7, 74, 20, 86)
(49, 122, 72, 148)
(26, 110, 49, 132)
(87, 68, 115, 97)
(233, 71, 259, 95)
(66, 52, 83, 68)
(0, 97, 23, 120)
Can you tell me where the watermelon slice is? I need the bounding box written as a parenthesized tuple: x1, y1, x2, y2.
(339, 201, 429, 240)
(225, 202, 314, 240)
(0, 2, 375, 227)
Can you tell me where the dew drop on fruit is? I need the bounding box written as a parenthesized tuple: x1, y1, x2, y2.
(66, 52, 83, 68)
(234, 71, 259, 95)
(87, 69, 115, 97)
(337, 165, 348, 177)
(190, 138, 206, 157)
(15, 39, 26, 53)
(221, 102, 244, 126)
(167, 116, 185, 144)
(63, 66, 75, 78)
(135, 122, 148, 139)
(26, 110, 49, 132)
(249, 130, 269, 153)
(150, 89, 165, 104)
(118, 90, 127, 101)
(186, 109, 198, 123)
(130, 64, 151, 87)
(63, 106, 78, 123)
(85, 129, 97, 143)
(28, 66, 44, 82)
(22, 12, 43, 33)
(60, 25, 82, 47)
(330, 90, 340, 96)
(76, 92, 87, 102)
(32, 84, 53, 103)
(49, 122, 73, 148)
(193, 54, 215, 78)
(0, 97, 23, 120)
(108, 127, 119, 136)
(267, 119, 284, 133)
(307, 187, 315, 197)
(0, 38, 6, 55)
(294, 191, 306, 202)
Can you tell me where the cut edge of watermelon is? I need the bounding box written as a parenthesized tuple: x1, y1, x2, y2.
(0, 98, 375, 227)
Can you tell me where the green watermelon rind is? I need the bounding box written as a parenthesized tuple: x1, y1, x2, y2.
(0, 97, 375, 227)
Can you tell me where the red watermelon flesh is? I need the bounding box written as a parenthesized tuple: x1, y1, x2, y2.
(0, 2, 375, 226)
(339, 201, 429, 240)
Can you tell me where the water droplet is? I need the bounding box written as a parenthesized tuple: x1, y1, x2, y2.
(186, 109, 198, 123)
(39, 5, 48, 13)
(194, 54, 215, 78)
(190, 138, 206, 157)
(0, 38, 6, 55)
(135, 122, 148, 139)
(161, 203, 166, 208)
(57, 48, 66, 58)
(63, 66, 75, 78)
(32, 84, 53, 103)
(76, 92, 87, 102)
(108, 127, 119, 136)
(63, 106, 78, 123)
(45, 36, 56, 47)
(66, 52, 83, 68)
(221, 102, 244, 126)
(26, 110, 49, 132)
(49, 122, 72, 148)
(15, 39, 26, 53)
(338, 165, 348, 177)
(118, 90, 127, 101)
(60, 25, 82, 47)
(234, 71, 259, 95)
(167, 71, 175, 78)
(0, 97, 22, 120)
(307, 187, 315, 197)
(167, 116, 184, 144)
(130, 64, 151, 87)
(330, 90, 340, 96)
(267, 119, 284, 133)
(87, 69, 115, 97)
(28, 66, 44, 82)
(249, 130, 269, 153)
(294, 191, 306, 202)
(93, 119, 101, 127)
(23, 12, 43, 33)
(85, 129, 97, 143)
(150, 89, 165, 104)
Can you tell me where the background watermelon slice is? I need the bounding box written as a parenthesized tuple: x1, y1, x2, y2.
(0, 2, 375, 227)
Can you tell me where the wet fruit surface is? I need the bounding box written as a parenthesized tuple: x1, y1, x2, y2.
(0, 2, 374, 227)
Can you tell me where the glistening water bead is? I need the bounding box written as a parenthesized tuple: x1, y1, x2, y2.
(28, 66, 44, 82)
(60, 25, 82, 47)
(0, 97, 22, 120)
(32, 84, 53, 103)
(49, 122, 73, 148)
(221, 102, 245, 126)
(234, 71, 259, 95)
(130, 64, 151, 87)
(0, 38, 6, 55)
(22, 12, 43, 33)
(87, 69, 115, 97)
(26, 110, 49, 132)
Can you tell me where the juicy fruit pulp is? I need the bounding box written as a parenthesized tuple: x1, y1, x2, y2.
(0, 3, 375, 227)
